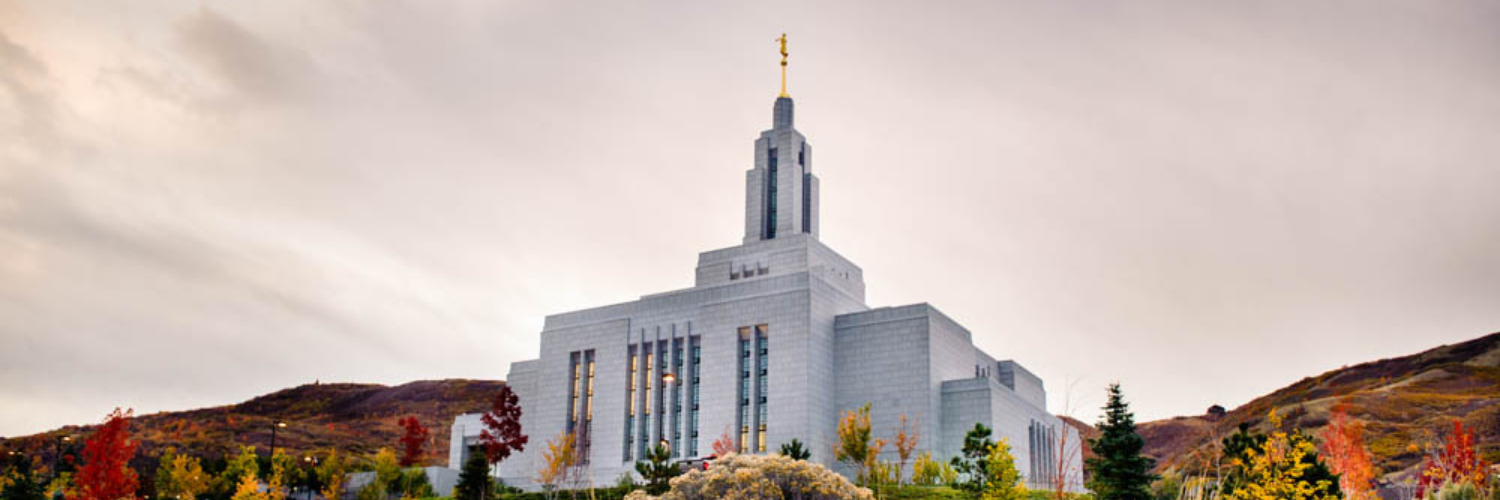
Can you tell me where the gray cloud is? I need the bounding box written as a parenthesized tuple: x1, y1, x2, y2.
(0, 0, 1498, 436)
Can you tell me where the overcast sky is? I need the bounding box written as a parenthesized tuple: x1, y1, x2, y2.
(2, 0, 1499, 438)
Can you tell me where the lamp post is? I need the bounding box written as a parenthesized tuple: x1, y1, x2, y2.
(269, 421, 287, 459)
(52, 435, 72, 481)
(302, 456, 317, 500)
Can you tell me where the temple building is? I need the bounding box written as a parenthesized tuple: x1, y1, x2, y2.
(450, 44, 1082, 491)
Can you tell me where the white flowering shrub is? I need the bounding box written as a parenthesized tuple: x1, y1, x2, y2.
(623, 453, 873, 500)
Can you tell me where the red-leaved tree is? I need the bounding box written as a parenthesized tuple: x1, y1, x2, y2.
(1319, 402, 1377, 500)
(1417, 419, 1491, 498)
(479, 385, 528, 468)
(397, 416, 430, 467)
(68, 408, 139, 500)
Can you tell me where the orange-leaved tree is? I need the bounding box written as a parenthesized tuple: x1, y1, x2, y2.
(1417, 419, 1491, 498)
(893, 413, 920, 485)
(1318, 402, 1376, 500)
(68, 408, 139, 500)
(397, 416, 430, 467)
(710, 426, 736, 457)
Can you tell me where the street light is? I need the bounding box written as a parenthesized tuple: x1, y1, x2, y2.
(270, 421, 288, 459)
(53, 435, 73, 481)
(662, 372, 677, 385)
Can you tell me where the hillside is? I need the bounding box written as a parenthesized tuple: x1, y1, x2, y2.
(1137, 332, 1500, 480)
(0, 379, 504, 472)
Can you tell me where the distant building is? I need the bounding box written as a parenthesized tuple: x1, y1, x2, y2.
(452, 76, 1081, 492)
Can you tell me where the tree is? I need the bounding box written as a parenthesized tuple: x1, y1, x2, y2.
(1319, 402, 1376, 500)
(893, 414, 919, 485)
(453, 454, 492, 500)
(265, 450, 292, 500)
(1217, 410, 1339, 500)
(355, 449, 400, 500)
(2, 455, 47, 500)
(229, 474, 264, 500)
(834, 403, 886, 485)
(479, 386, 528, 470)
(779, 439, 811, 461)
(155, 448, 210, 500)
(633, 444, 680, 495)
(951, 423, 995, 493)
(1086, 384, 1155, 500)
(709, 427, 735, 458)
(1418, 420, 1492, 499)
(314, 450, 347, 500)
(68, 409, 139, 500)
(393, 469, 432, 499)
(396, 418, 429, 468)
(217, 447, 260, 500)
(912, 452, 957, 486)
(982, 439, 1025, 500)
(535, 432, 577, 500)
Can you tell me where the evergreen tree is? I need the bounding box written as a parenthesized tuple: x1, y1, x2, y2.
(1086, 383, 1156, 500)
(778, 440, 811, 461)
(453, 454, 492, 500)
(633, 444, 681, 495)
(950, 423, 995, 494)
(3, 455, 48, 500)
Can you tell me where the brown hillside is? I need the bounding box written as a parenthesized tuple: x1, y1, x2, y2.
(1138, 332, 1500, 480)
(0, 379, 504, 472)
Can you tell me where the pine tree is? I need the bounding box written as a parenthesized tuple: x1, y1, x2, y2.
(1086, 383, 1155, 500)
(453, 454, 492, 500)
(778, 439, 811, 461)
(951, 423, 995, 494)
(633, 444, 680, 495)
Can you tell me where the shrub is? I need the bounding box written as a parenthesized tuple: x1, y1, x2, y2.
(622, 453, 872, 500)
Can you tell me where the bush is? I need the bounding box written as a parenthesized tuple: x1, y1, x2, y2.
(622, 453, 873, 500)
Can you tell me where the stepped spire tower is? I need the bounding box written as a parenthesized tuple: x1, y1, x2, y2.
(745, 33, 819, 243)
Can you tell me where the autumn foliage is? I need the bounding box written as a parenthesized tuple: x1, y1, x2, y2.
(1317, 402, 1376, 500)
(710, 427, 735, 457)
(1416, 419, 1491, 498)
(68, 409, 139, 500)
(397, 416, 430, 467)
(479, 386, 528, 466)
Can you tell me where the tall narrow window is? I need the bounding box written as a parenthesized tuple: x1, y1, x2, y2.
(567, 352, 580, 433)
(624, 347, 638, 461)
(672, 339, 684, 457)
(642, 345, 653, 457)
(737, 327, 752, 452)
(582, 351, 594, 463)
(755, 325, 768, 453)
(688, 337, 701, 456)
(765, 148, 778, 239)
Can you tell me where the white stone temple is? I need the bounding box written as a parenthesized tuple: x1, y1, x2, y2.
(450, 75, 1082, 492)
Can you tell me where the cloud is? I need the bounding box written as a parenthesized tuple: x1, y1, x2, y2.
(0, 0, 1498, 437)
(173, 6, 322, 107)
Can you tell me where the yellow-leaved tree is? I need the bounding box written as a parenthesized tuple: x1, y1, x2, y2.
(316, 450, 347, 500)
(834, 403, 887, 485)
(535, 431, 576, 500)
(1224, 411, 1339, 500)
(981, 438, 1024, 500)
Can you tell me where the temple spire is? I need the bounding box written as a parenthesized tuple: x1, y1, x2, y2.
(776, 33, 790, 98)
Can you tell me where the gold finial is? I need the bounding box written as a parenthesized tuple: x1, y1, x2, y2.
(776, 33, 789, 98)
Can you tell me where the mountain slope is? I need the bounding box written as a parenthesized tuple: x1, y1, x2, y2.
(0, 379, 504, 470)
(1137, 332, 1500, 479)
